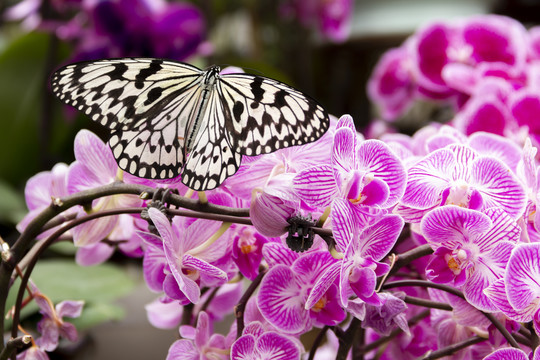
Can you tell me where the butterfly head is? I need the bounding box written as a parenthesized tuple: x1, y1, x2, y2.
(202, 66, 221, 89)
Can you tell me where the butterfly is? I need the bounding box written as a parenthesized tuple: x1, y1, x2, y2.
(51, 58, 329, 190)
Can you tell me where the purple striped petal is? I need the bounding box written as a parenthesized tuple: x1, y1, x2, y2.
(305, 261, 341, 309)
(336, 114, 356, 132)
(231, 334, 255, 360)
(506, 243, 540, 311)
(162, 242, 200, 303)
(256, 332, 300, 360)
(485, 279, 535, 322)
(166, 339, 198, 360)
(293, 165, 338, 207)
(476, 208, 520, 251)
(339, 260, 354, 307)
(447, 144, 477, 181)
(293, 251, 336, 286)
(472, 157, 526, 219)
(331, 198, 355, 252)
(357, 140, 406, 207)
(262, 242, 300, 268)
(332, 127, 355, 173)
(468, 132, 522, 173)
(420, 205, 491, 246)
(182, 254, 227, 286)
(462, 242, 514, 312)
(401, 148, 454, 209)
(483, 348, 529, 360)
(257, 264, 309, 333)
(357, 214, 404, 261)
(149, 208, 183, 255)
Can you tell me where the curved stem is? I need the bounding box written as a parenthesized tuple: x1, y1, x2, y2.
(382, 280, 519, 349)
(422, 336, 486, 359)
(235, 270, 266, 339)
(308, 326, 330, 360)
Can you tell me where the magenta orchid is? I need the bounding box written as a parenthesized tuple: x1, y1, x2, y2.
(257, 250, 345, 334)
(231, 321, 301, 360)
(167, 311, 233, 360)
(67, 130, 142, 252)
(146, 207, 229, 304)
(421, 206, 520, 311)
(17, 163, 73, 240)
(307, 213, 404, 310)
(397, 144, 526, 224)
(294, 115, 406, 232)
(31, 283, 84, 352)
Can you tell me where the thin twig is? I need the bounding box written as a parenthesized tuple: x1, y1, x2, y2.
(359, 310, 430, 354)
(235, 270, 266, 339)
(383, 280, 519, 349)
(336, 317, 361, 360)
(419, 336, 485, 359)
(308, 326, 331, 360)
(403, 296, 452, 311)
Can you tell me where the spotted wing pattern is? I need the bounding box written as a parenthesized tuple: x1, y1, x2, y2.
(51, 58, 330, 190)
(218, 74, 329, 156)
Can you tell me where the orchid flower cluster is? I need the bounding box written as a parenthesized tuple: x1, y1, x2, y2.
(4, 12, 540, 360)
(5, 0, 206, 62)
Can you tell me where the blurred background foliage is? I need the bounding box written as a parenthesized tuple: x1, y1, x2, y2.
(1, 0, 540, 357)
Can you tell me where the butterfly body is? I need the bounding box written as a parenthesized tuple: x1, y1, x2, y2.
(52, 58, 329, 190)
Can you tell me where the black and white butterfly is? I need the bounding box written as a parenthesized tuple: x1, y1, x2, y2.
(51, 58, 329, 190)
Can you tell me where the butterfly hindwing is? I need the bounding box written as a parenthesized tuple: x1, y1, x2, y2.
(182, 89, 242, 191)
(217, 74, 329, 156)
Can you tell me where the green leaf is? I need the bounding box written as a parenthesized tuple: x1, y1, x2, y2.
(5, 259, 136, 329)
(69, 302, 126, 331)
(0, 32, 73, 186)
(30, 259, 136, 302)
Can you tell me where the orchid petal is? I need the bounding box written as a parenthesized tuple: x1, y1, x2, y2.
(74, 129, 117, 181)
(257, 265, 308, 333)
(331, 198, 354, 252)
(358, 214, 404, 260)
(401, 148, 454, 209)
(306, 261, 341, 309)
(231, 334, 255, 360)
(257, 332, 300, 360)
(262, 242, 299, 268)
(421, 205, 491, 247)
(506, 243, 540, 311)
(357, 139, 406, 207)
(332, 127, 355, 173)
(293, 165, 338, 207)
(483, 348, 529, 360)
(182, 254, 227, 285)
(472, 157, 526, 219)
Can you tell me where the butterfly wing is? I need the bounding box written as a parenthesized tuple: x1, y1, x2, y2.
(51, 58, 204, 179)
(182, 86, 242, 190)
(217, 74, 329, 156)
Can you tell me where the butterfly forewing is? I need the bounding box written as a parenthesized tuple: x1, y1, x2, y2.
(218, 74, 329, 156)
(51, 58, 329, 190)
(51, 58, 203, 131)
